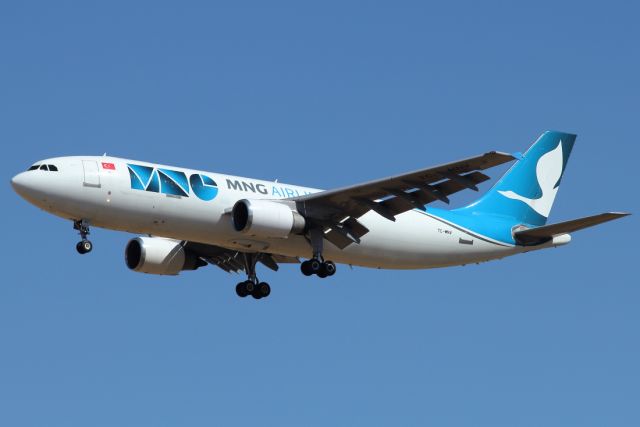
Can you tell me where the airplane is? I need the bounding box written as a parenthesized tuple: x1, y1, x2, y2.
(11, 131, 629, 300)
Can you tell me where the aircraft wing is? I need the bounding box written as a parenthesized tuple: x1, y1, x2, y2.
(514, 212, 630, 246)
(292, 151, 515, 248)
(184, 241, 299, 273)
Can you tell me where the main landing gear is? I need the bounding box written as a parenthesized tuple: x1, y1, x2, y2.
(235, 253, 271, 300)
(300, 259, 336, 278)
(74, 220, 93, 254)
(300, 228, 337, 278)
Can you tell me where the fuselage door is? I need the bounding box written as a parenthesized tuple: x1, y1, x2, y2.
(82, 160, 101, 188)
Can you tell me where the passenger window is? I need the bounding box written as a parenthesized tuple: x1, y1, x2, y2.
(48, 165, 58, 171)
(39, 165, 49, 171)
(28, 165, 39, 171)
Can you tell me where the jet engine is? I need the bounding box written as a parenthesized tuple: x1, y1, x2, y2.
(232, 199, 306, 239)
(125, 236, 206, 275)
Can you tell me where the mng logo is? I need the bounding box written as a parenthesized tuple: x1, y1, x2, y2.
(127, 164, 218, 201)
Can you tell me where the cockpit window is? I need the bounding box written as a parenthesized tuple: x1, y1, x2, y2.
(27, 164, 59, 172)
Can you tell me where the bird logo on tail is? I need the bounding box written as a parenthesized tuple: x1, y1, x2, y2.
(498, 141, 564, 218)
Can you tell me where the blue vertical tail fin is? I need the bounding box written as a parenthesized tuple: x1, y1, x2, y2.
(458, 131, 576, 227)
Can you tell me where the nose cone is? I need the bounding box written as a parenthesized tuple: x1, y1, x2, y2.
(11, 171, 47, 205)
(11, 172, 31, 197)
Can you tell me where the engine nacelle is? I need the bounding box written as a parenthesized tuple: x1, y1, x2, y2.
(125, 237, 205, 275)
(232, 199, 305, 238)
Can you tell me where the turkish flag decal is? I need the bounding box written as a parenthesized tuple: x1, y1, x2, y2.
(102, 162, 116, 170)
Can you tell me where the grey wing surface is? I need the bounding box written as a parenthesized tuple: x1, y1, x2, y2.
(291, 151, 515, 248)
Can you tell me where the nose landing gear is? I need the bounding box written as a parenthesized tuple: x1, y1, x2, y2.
(76, 239, 93, 254)
(73, 220, 93, 254)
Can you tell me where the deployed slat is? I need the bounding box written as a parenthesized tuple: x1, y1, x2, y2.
(355, 198, 396, 221)
(434, 171, 489, 196)
(208, 258, 233, 273)
(271, 254, 300, 264)
(258, 254, 280, 271)
(406, 182, 450, 204)
(342, 217, 369, 239)
(386, 188, 422, 207)
(438, 170, 480, 191)
(324, 227, 355, 249)
(380, 196, 415, 216)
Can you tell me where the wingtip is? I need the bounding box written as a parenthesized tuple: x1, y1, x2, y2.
(609, 211, 631, 217)
(487, 150, 518, 160)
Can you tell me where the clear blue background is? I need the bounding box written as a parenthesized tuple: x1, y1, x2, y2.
(1, 1, 637, 426)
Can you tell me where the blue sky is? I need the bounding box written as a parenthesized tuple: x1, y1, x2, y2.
(1, 1, 638, 426)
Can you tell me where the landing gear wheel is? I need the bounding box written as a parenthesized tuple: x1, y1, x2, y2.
(236, 282, 249, 298)
(252, 282, 271, 299)
(309, 259, 322, 275)
(244, 280, 255, 294)
(301, 260, 314, 276)
(323, 261, 336, 277)
(76, 240, 93, 254)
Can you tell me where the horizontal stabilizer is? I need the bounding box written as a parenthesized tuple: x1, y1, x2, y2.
(514, 212, 630, 246)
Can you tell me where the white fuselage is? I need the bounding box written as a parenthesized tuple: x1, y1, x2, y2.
(11, 156, 566, 269)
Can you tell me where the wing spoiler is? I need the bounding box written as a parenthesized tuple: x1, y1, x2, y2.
(514, 212, 630, 246)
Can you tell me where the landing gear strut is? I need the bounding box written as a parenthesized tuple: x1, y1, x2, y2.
(235, 253, 271, 300)
(74, 220, 93, 254)
(300, 228, 337, 278)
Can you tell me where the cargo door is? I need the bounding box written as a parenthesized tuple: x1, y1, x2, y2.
(82, 160, 101, 188)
